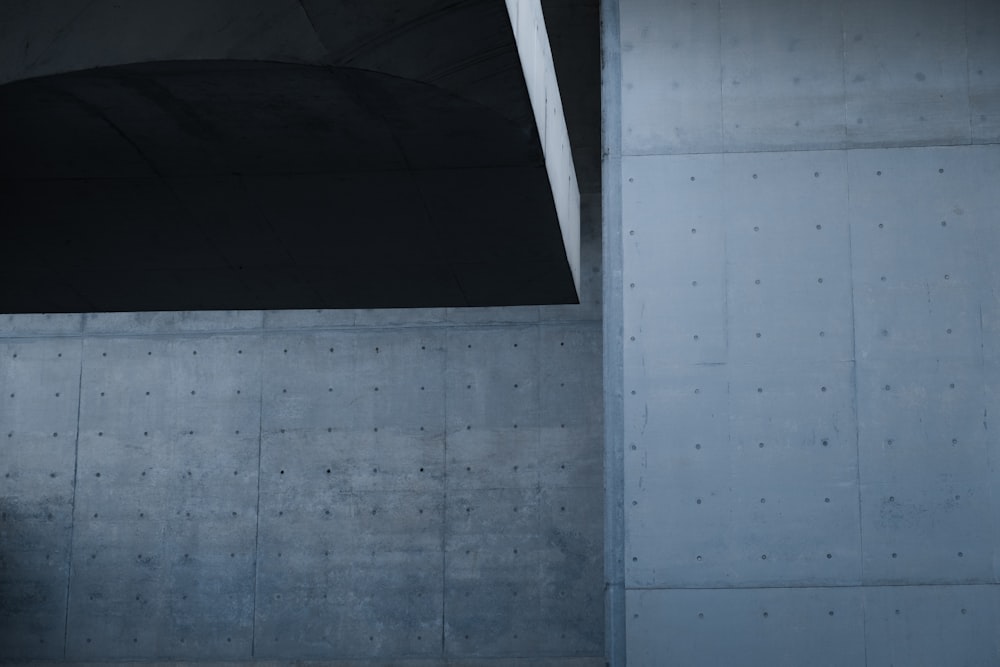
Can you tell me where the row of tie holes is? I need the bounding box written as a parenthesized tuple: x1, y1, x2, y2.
(7, 341, 554, 360)
(633, 606, 971, 621)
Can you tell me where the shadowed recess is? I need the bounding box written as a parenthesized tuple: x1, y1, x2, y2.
(0, 60, 578, 312)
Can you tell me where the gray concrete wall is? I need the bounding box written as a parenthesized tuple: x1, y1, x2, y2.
(0, 196, 604, 664)
(606, 0, 1000, 664)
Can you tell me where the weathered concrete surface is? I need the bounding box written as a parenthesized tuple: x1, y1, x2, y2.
(607, 0, 1000, 664)
(0, 305, 602, 663)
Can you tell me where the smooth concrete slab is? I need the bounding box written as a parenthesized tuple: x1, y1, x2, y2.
(1, 308, 604, 662)
(723, 150, 853, 365)
(863, 585, 1000, 666)
(856, 361, 993, 585)
(720, 0, 846, 151)
(0, 338, 81, 659)
(253, 489, 443, 659)
(969, 0, 1000, 143)
(620, 0, 724, 155)
(627, 587, 867, 667)
(848, 146, 992, 294)
(66, 335, 261, 660)
(622, 154, 728, 366)
(844, 0, 971, 147)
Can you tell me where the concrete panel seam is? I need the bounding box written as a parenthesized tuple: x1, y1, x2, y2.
(625, 582, 1000, 591)
(61, 338, 84, 659)
(0, 319, 602, 341)
(250, 339, 265, 658)
(619, 139, 1000, 158)
(963, 0, 974, 145)
(844, 146, 868, 667)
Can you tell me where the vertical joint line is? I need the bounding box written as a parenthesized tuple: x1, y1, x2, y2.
(963, 0, 974, 142)
(717, 0, 726, 147)
(440, 337, 449, 657)
(62, 339, 85, 658)
(845, 152, 867, 667)
(250, 338, 264, 657)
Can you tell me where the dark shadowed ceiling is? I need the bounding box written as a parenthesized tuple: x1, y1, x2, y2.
(0, 0, 599, 313)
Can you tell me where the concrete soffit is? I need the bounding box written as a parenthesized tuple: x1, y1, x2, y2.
(506, 0, 583, 296)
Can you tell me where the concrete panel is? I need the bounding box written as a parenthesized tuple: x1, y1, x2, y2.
(445, 487, 542, 657)
(988, 367, 1000, 580)
(537, 487, 603, 655)
(968, 0, 1000, 143)
(848, 146, 992, 293)
(0, 313, 82, 337)
(625, 366, 859, 588)
(622, 154, 727, 367)
(720, 0, 846, 151)
(66, 518, 255, 660)
(262, 330, 446, 441)
(844, 0, 971, 147)
(506, 0, 582, 295)
(254, 490, 443, 659)
(726, 364, 861, 586)
(854, 285, 984, 366)
(724, 150, 853, 364)
(864, 585, 1000, 666)
(445, 326, 541, 431)
(857, 362, 993, 584)
(627, 587, 866, 667)
(66, 335, 261, 660)
(538, 324, 603, 488)
(0, 338, 81, 659)
(620, 0, 723, 155)
(625, 364, 731, 587)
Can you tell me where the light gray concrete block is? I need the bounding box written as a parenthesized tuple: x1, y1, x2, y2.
(445, 487, 542, 657)
(725, 364, 861, 586)
(720, 0, 846, 151)
(66, 518, 255, 660)
(537, 487, 603, 655)
(724, 150, 853, 364)
(848, 146, 991, 292)
(445, 326, 541, 430)
(0, 339, 81, 659)
(66, 336, 260, 660)
(844, 0, 971, 147)
(864, 585, 1000, 666)
(624, 364, 729, 587)
(857, 362, 993, 584)
(0, 313, 82, 337)
(622, 154, 728, 366)
(627, 587, 866, 667)
(538, 323, 603, 488)
(969, 0, 1000, 143)
(446, 426, 539, 491)
(620, 0, 723, 154)
(82, 310, 263, 335)
(262, 330, 446, 435)
(988, 368, 1000, 581)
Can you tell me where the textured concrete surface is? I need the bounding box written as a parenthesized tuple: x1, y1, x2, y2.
(1, 185, 602, 663)
(0, 304, 602, 662)
(607, 0, 1000, 664)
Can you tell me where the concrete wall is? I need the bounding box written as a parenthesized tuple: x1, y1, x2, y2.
(605, 0, 1000, 664)
(0, 196, 604, 664)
